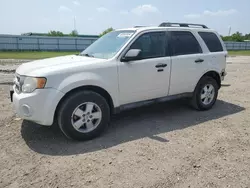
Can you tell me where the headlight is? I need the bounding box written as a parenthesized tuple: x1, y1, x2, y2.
(21, 77, 47, 93)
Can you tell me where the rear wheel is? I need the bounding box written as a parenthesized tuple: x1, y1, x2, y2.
(191, 76, 219, 111)
(57, 90, 110, 141)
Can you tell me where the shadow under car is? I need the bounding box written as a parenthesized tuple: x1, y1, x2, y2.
(21, 99, 245, 156)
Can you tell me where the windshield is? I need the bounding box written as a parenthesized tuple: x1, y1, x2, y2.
(80, 30, 135, 59)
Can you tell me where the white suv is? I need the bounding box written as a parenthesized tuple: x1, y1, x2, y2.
(11, 22, 227, 140)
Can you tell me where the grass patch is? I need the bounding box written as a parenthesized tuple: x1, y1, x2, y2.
(0, 51, 79, 60)
(228, 50, 250, 56)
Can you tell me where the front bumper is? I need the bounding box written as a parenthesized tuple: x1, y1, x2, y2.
(12, 87, 64, 126)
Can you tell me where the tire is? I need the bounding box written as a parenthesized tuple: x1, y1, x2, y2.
(191, 76, 219, 111)
(57, 90, 110, 141)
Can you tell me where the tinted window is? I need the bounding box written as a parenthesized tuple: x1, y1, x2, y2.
(170, 31, 202, 56)
(130, 32, 167, 59)
(198, 32, 223, 52)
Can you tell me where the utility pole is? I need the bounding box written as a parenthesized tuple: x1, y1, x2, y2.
(228, 26, 231, 36)
(74, 16, 76, 31)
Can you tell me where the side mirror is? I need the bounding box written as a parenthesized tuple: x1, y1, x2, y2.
(121, 49, 141, 62)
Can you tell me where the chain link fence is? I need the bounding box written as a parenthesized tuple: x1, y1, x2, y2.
(1, 34, 250, 51)
(224, 41, 250, 50)
(0, 34, 98, 51)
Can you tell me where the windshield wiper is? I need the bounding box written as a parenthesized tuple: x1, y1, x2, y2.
(79, 53, 94, 58)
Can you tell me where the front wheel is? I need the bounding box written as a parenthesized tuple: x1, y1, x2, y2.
(57, 90, 110, 141)
(191, 76, 219, 111)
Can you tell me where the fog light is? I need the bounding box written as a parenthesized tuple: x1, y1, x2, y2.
(22, 104, 32, 117)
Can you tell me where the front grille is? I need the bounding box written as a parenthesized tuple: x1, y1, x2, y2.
(16, 75, 20, 82)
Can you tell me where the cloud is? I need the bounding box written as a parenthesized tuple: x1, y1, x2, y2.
(58, 5, 72, 12)
(73, 1, 80, 6)
(185, 9, 238, 19)
(96, 7, 109, 13)
(184, 14, 201, 19)
(87, 17, 94, 21)
(131, 4, 159, 16)
(203, 9, 237, 16)
(120, 10, 129, 15)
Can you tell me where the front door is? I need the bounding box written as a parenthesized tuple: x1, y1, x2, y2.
(118, 31, 171, 105)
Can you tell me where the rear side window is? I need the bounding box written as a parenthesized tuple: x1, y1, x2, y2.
(130, 32, 168, 59)
(198, 32, 223, 52)
(170, 31, 202, 56)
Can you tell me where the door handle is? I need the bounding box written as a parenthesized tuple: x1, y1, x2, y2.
(155, 63, 167, 68)
(157, 69, 164, 72)
(195, 59, 204, 63)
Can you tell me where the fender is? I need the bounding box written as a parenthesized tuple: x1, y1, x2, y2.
(56, 72, 119, 107)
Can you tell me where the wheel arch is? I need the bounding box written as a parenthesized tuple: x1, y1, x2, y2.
(195, 70, 221, 91)
(54, 85, 115, 124)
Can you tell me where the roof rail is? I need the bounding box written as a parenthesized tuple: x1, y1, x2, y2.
(159, 22, 208, 29)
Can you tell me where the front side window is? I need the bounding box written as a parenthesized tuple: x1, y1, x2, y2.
(130, 32, 167, 59)
(170, 31, 202, 56)
(198, 32, 223, 52)
(81, 30, 135, 59)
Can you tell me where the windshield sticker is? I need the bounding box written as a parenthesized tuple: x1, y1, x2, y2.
(117, 33, 133, 38)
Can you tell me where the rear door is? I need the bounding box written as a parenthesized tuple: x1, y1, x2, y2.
(168, 30, 209, 95)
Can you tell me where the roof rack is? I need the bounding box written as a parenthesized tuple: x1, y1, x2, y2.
(159, 22, 208, 29)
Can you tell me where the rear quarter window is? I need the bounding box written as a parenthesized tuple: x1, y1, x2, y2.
(198, 32, 223, 52)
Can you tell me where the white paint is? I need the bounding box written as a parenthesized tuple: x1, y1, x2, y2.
(12, 26, 227, 126)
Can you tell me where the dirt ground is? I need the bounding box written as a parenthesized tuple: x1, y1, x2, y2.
(0, 56, 250, 188)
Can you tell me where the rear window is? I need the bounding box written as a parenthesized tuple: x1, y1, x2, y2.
(198, 32, 223, 52)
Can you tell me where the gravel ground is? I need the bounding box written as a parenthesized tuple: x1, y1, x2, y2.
(0, 56, 250, 188)
(0, 59, 30, 64)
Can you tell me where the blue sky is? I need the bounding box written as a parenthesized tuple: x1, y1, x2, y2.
(0, 0, 249, 35)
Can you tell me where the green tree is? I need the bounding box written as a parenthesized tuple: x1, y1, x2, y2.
(221, 32, 246, 42)
(48, 30, 64, 36)
(221, 35, 233, 41)
(99, 27, 114, 37)
(231, 32, 244, 42)
(244, 33, 250, 40)
(69, 30, 78, 37)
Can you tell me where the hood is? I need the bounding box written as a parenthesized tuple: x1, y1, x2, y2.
(16, 55, 105, 76)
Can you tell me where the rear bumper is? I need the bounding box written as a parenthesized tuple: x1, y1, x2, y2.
(220, 70, 227, 81)
(12, 87, 64, 126)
